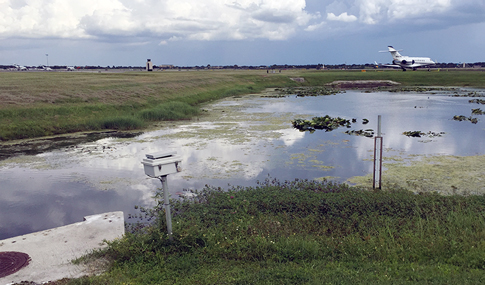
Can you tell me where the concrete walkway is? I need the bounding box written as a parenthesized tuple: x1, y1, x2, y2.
(0, 211, 124, 284)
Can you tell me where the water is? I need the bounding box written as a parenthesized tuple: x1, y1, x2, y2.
(1, 89, 484, 239)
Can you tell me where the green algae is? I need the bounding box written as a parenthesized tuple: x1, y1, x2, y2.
(315, 176, 340, 181)
(348, 154, 485, 195)
(312, 165, 335, 170)
(284, 139, 342, 171)
(273, 86, 342, 97)
(161, 108, 290, 146)
(0, 155, 51, 170)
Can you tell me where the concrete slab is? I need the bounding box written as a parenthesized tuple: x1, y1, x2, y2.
(0, 211, 124, 284)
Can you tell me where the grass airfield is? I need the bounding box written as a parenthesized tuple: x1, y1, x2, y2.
(1, 68, 485, 142)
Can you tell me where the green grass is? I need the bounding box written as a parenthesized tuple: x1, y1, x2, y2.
(2, 69, 484, 141)
(138, 102, 200, 121)
(299, 69, 485, 87)
(0, 71, 294, 141)
(67, 179, 485, 284)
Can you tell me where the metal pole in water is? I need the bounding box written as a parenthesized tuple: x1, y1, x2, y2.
(377, 114, 382, 138)
(373, 115, 383, 189)
(160, 175, 173, 240)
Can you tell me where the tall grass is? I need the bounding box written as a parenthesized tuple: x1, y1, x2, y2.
(97, 117, 145, 130)
(71, 179, 485, 284)
(138, 102, 199, 121)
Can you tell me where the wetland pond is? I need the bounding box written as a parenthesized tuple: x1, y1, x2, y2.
(1, 88, 485, 239)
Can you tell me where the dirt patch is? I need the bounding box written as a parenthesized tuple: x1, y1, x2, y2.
(290, 77, 305, 83)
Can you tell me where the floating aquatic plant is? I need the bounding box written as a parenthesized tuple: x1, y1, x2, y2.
(275, 87, 341, 97)
(453, 115, 478, 124)
(402, 131, 423, 137)
(389, 87, 458, 93)
(452, 91, 485, 97)
(292, 115, 351, 133)
(402, 131, 445, 138)
(469, 99, 485, 104)
(472, 108, 484, 115)
(345, 129, 374, 137)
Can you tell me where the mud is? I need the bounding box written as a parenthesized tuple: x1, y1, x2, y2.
(326, 80, 401, 89)
(0, 131, 141, 160)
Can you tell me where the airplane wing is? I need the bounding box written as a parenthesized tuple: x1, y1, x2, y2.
(409, 63, 433, 68)
(380, 64, 402, 68)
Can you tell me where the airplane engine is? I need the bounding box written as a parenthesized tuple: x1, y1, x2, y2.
(401, 60, 408, 65)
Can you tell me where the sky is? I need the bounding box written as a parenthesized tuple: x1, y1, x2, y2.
(1, 0, 484, 67)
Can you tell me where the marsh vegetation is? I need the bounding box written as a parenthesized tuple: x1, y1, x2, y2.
(292, 115, 352, 132)
(69, 179, 485, 284)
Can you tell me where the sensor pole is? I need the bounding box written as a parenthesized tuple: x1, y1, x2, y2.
(159, 175, 173, 240)
(373, 115, 383, 189)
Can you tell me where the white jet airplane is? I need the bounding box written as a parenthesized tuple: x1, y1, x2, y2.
(67, 66, 75, 71)
(380, 46, 436, 71)
(41, 65, 53, 71)
(14, 64, 28, 71)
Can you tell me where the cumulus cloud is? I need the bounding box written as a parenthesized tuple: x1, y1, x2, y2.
(327, 12, 357, 22)
(321, 0, 483, 27)
(356, 0, 452, 24)
(0, 0, 317, 41)
(0, 0, 482, 45)
(304, 21, 325, 31)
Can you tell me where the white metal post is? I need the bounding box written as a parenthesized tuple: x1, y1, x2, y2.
(160, 175, 173, 240)
(373, 115, 383, 189)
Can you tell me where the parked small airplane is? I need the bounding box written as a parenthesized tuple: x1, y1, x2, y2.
(14, 64, 28, 71)
(379, 46, 436, 71)
(41, 65, 53, 71)
(67, 66, 75, 71)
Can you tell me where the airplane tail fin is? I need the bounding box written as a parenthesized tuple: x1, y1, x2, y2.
(387, 46, 402, 59)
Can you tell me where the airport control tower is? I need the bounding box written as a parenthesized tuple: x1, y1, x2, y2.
(146, 59, 153, 71)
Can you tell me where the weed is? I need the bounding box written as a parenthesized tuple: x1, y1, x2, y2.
(69, 178, 485, 283)
(138, 102, 199, 121)
(98, 117, 145, 130)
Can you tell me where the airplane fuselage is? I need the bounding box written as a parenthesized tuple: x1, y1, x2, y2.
(383, 46, 435, 71)
(392, 55, 435, 69)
